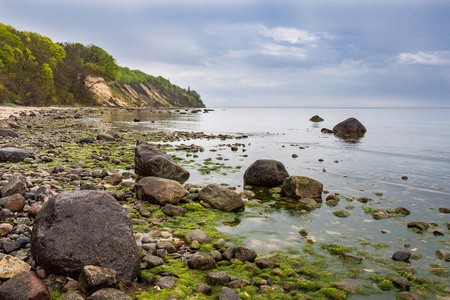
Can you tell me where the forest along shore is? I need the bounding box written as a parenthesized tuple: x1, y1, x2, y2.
(0, 108, 447, 300)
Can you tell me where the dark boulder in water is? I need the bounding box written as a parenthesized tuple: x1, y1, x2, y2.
(243, 159, 289, 187)
(134, 144, 190, 183)
(392, 250, 411, 261)
(198, 184, 244, 212)
(309, 115, 324, 122)
(333, 117, 366, 138)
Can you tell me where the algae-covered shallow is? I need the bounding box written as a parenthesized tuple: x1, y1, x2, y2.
(96, 107, 450, 299)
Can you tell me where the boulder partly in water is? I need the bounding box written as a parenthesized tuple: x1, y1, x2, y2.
(243, 159, 289, 187)
(333, 117, 366, 138)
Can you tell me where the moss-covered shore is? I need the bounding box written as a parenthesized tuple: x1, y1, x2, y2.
(0, 108, 448, 300)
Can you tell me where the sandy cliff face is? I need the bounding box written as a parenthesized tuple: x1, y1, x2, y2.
(85, 76, 177, 108)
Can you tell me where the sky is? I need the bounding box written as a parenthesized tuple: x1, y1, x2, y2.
(1, 0, 449, 107)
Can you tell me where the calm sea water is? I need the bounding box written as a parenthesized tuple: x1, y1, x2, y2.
(98, 107, 450, 293)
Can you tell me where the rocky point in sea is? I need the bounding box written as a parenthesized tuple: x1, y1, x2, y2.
(0, 108, 446, 300)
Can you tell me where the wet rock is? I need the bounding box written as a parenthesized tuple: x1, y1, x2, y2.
(0, 270, 50, 300)
(341, 253, 363, 263)
(89, 288, 131, 300)
(142, 255, 164, 268)
(207, 271, 230, 285)
(243, 159, 289, 187)
(196, 283, 212, 295)
(184, 229, 212, 245)
(393, 207, 410, 216)
(187, 253, 217, 270)
(334, 281, 359, 293)
(4, 193, 25, 212)
(332, 117, 367, 138)
(396, 291, 420, 300)
(198, 184, 244, 212)
(309, 115, 324, 122)
(1, 175, 27, 197)
(438, 207, 450, 213)
(161, 204, 186, 216)
(436, 249, 450, 261)
(0, 128, 19, 138)
(155, 276, 176, 289)
(281, 176, 323, 199)
(321, 128, 334, 134)
(31, 190, 140, 285)
(392, 277, 411, 291)
(0, 255, 32, 279)
(223, 246, 257, 262)
(0, 147, 32, 163)
(256, 258, 276, 269)
(298, 198, 321, 209)
(333, 210, 350, 218)
(134, 144, 190, 183)
(135, 177, 187, 205)
(78, 265, 118, 296)
(219, 287, 241, 300)
(392, 251, 411, 261)
(407, 222, 429, 231)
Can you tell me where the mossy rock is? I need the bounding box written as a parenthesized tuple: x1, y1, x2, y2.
(310, 115, 324, 122)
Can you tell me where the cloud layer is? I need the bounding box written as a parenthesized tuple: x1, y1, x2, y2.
(1, 0, 449, 107)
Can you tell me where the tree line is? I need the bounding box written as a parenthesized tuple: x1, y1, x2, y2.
(0, 23, 204, 107)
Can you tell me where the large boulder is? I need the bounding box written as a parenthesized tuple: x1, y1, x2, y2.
(134, 144, 189, 183)
(332, 117, 366, 138)
(243, 159, 289, 187)
(198, 184, 244, 212)
(281, 176, 323, 199)
(31, 190, 140, 285)
(135, 177, 187, 205)
(0, 128, 19, 138)
(0, 147, 32, 163)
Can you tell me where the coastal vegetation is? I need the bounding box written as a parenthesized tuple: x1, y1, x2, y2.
(0, 23, 204, 107)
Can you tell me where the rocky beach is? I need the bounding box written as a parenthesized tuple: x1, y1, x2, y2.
(0, 107, 447, 300)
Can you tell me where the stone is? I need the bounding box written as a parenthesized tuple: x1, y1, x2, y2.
(2, 241, 21, 254)
(407, 222, 429, 231)
(222, 246, 257, 262)
(309, 115, 324, 122)
(219, 287, 241, 300)
(184, 229, 212, 245)
(243, 159, 289, 187)
(392, 277, 411, 291)
(341, 253, 363, 263)
(31, 191, 140, 284)
(1, 175, 27, 197)
(392, 251, 411, 261)
(0, 255, 31, 279)
(78, 137, 95, 144)
(142, 255, 164, 268)
(78, 265, 118, 295)
(135, 177, 187, 205)
(436, 249, 450, 261)
(256, 258, 276, 269)
(196, 283, 212, 295)
(210, 250, 222, 261)
(155, 276, 176, 289)
(89, 288, 131, 300)
(0, 147, 32, 163)
(333, 210, 350, 218)
(0, 128, 19, 138)
(187, 253, 217, 270)
(298, 198, 321, 209)
(60, 291, 85, 300)
(214, 239, 227, 250)
(321, 128, 334, 134)
(134, 144, 190, 183)
(161, 204, 186, 216)
(332, 117, 367, 138)
(281, 176, 323, 199)
(156, 241, 177, 253)
(0, 270, 50, 300)
(206, 271, 230, 285)
(4, 193, 26, 212)
(334, 281, 359, 293)
(28, 202, 45, 217)
(0, 223, 13, 236)
(396, 292, 420, 300)
(198, 184, 244, 212)
(96, 133, 115, 141)
(438, 207, 450, 213)
(393, 207, 411, 215)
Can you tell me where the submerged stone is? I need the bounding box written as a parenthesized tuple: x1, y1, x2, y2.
(392, 251, 411, 261)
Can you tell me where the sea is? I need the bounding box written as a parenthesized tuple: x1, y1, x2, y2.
(97, 107, 449, 295)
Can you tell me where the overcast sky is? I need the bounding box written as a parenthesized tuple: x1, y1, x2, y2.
(1, 0, 449, 107)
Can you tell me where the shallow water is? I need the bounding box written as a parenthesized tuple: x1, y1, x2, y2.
(97, 107, 450, 295)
